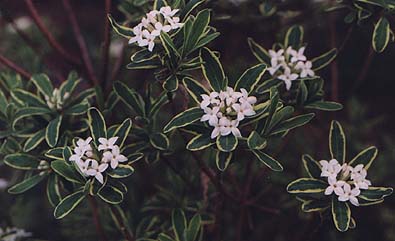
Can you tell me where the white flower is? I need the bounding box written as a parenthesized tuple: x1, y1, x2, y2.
(84, 159, 109, 184)
(128, 7, 182, 52)
(319, 159, 342, 179)
(324, 176, 345, 195)
(232, 102, 256, 121)
(98, 137, 118, 151)
(102, 146, 128, 169)
(160, 6, 179, 18)
(269, 49, 285, 67)
(337, 183, 360, 206)
(201, 106, 220, 126)
(200, 92, 220, 108)
(278, 67, 298, 90)
(295, 61, 315, 78)
(239, 88, 257, 105)
(288, 46, 307, 63)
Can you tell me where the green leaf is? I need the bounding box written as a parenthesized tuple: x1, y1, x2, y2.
(252, 150, 283, 171)
(186, 214, 201, 241)
(112, 118, 132, 147)
(180, 0, 205, 20)
(64, 100, 89, 115)
(216, 134, 238, 152)
(348, 146, 378, 170)
(8, 173, 47, 194)
(98, 185, 124, 204)
(24, 129, 46, 152)
(160, 32, 180, 67)
(54, 189, 85, 219)
(311, 48, 337, 71)
(331, 198, 351, 232)
(149, 91, 169, 118)
(286, 178, 327, 194)
(13, 107, 52, 129)
(108, 14, 133, 38)
(113, 82, 145, 116)
(63, 146, 73, 162)
(302, 154, 321, 178)
(329, 120, 346, 163)
(215, 150, 232, 171)
(270, 113, 315, 135)
(45, 147, 64, 160)
(11, 89, 47, 108)
(163, 107, 203, 133)
(88, 107, 107, 146)
(301, 199, 330, 212)
(0, 89, 8, 114)
(51, 160, 85, 184)
(60, 71, 80, 97)
(184, 9, 210, 55)
(306, 101, 343, 111)
(182, 77, 210, 104)
(127, 58, 162, 70)
(172, 209, 187, 241)
(359, 187, 393, 201)
(158, 233, 175, 241)
(31, 73, 54, 97)
(186, 134, 213, 151)
(372, 17, 390, 53)
(260, 88, 279, 135)
(107, 164, 135, 179)
(150, 133, 170, 151)
(247, 131, 267, 150)
(4, 153, 38, 170)
(200, 47, 226, 92)
(284, 25, 304, 49)
(247, 38, 271, 63)
(46, 115, 63, 147)
(234, 63, 266, 94)
(163, 75, 179, 92)
(47, 174, 62, 207)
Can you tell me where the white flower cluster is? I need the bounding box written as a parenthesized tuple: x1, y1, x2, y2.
(320, 159, 372, 206)
(0, 227, 31, 241)
(44, 88, 70, 110)
(268, 47, 315, 90)
(128, 6, 183, 52)
(70, 137, 127, 184)
(200, 87, 257, 139)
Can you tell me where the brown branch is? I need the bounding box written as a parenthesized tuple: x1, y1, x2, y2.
(0, 53, 32, 79)
(100, 0, 111, 85)
(110, 206, 135, 241)
(62, 0, 100, 86)
(329, 12, 339, 102)
(24, 0, 81, 66)
(353, 46, 375, 92)
(87, 196, 109, 241)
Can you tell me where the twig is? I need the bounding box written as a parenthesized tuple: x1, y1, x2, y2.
(101, 0, 111, 85)
(62, 0, 100, 86)
(352, 46, 375, 92)
(87, 196, 109, 241)
(24, 0, 81, 66)
(0, 53, 32, 79)
(110, 206, 135, 241)
(329, 12, 339, 102)
(338, 25, 354, 54)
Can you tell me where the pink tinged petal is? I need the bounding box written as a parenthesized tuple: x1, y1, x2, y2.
(325, 186, 334, 195)
(338, 195, 349, 202)
(208, 116, 218, 126)
(201, 114, 210, 122)
(69, 154, 80, 162)
(343, 183, 351, 193)
(163, 25, 172, 32)
(284, 79, 292, 91)
(231, 127, 242, 137)
(247, 96, 257, 104)
(98, 137, 108, 145)
(349, 196, 359, 206)
(108, 137, 118, 146)
(237, 112, 245, 121)
(86, 169, 97, 176)
(148, 42, 155, 52)
(117, 155, 128, 163)
(334, 187, 344, 196)
(98, 163, 108, 172)
(211, 127, 220, 139)
(351, 188, 361, 196)
(319, 160, 329, 167)
(95, 172, 104, 184)
(111, 160, 118, 169)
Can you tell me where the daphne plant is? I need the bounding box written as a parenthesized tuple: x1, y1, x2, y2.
(163, 47, 318, 171)
(109, 1, 219, 92)
(248, 26, 342, 111)
(49, 107, 142, 219)
(287, 120, 393, 232)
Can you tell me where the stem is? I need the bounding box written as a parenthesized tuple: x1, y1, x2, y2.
(0, 53, 32, 79)
(352, 46, 375, 92)
(62, 0, 100, 86)
(87, 196, 109, 241)
(100, 0, 111, 85)
(329, 12, 339, 102)
(24, 0, 81, 66)
(110, 206, 135, 241)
